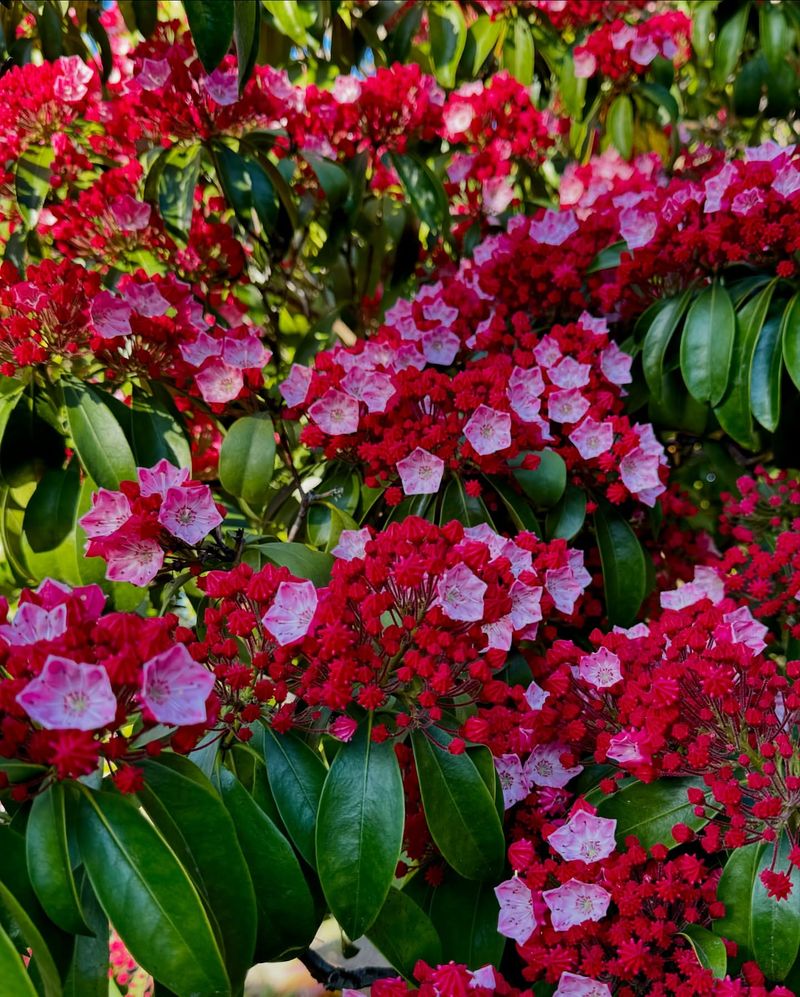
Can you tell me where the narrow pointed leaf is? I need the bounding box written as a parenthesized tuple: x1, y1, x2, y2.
(262, 728, 328, 866)
(680, 282, 735, 404)
(781, 293, 800, 391)
(750, 311, 783, 432)
(0, 921, 36, 997)
(367, 888, 442, 980)
(596, 777, 709, 850)
(183, 0, 233, 71)
(594, 501, 647, 627)
(641, 290, 692, 400)
(428, 874, 505, 969)
(64, 382, 137, 490)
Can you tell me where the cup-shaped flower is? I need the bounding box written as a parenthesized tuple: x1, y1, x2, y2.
(17, 655, 117, 731)
(262, 580, 318, 646)
(140, 645, 215, 726)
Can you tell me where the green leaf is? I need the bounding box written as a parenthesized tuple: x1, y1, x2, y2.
(118, 394, 191, 471)
(680, 282, 736, 405)
(714, 842, 764, 961)
(63, 381, 137, 490)
(411, 727, 504, 881)
(504, 18, 534, 86)
(213, 144, 278, 233)
(606, 94, 633, 160)
(594, 501, 647, 627)
(487, 477, 540, 534)
(63, 875, 109, 997)
(691, 0, 716, 62)
(138, 756, 257, 991)
(156, 144, 202, 243)
(760, 4, 790, 71)
(428, 2, 467, 88)
(546, 486, 586, 541)
(255, 542, 333, 585)
(303, 153, 349, 209)
(306, 465, 361, 548)
(781, 293, 800, 392)
(219, 414, 276, 509)
(77, 788, 230, 997)
(317, 722, 405, 938)
(750, 310, 783, 433)
(714, 280, 777, 450)
(428, 874, 505, 969)
(680, 925, 727, 980)
(183, 0, 234, 71)
(585, 241, 626, 274)
(512, 450, 566, 508)
(470, 15, 502, 74)
(23, 463, 81, 554)
(26, 784, 89, 936)
(712, 3, 749, 85)
(262, 0, 314, 47)
(15, 145, 56, 230)
(641, 291, 693, 400)
(439, 476, 492, 528)
(132, 0, 157, 36)
(262, 728, 328, 867)
(367, 888, 442, 980)
(233, 0, 260, 91)
(596, 777, 709, 851)
(0, 921, 36, 997)
(215, 766, 316, 962)
(389, 153, 448, 237)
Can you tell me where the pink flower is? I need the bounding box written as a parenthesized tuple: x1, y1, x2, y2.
(548, 388, 590, 425)
(469, 966, 497, 989)
(731, 187, 765, 216)
(495, 754, 529, 809)
(17, 655, 116, 731)
(545, 565, 585, 615)
(530, 209, 579, 246)
(555, 973, 612, 997)
(569, 418, 614, 460)
(202, 67, 239, 105)
(533, 336, 562, 369)
(396, 447, 445, 495)
(443, 101, 474, 136)
(110, 196, 151, 232)
(619, 208, 657, 250)
(573, 49, 597, 78)
(137, 460, 190, 499)
(0, 602, 67, 646)
(600, 342, 632, 385)
(547, 811, 617, 863)
(507, 366, 545, 422)
(333, 74, 361, 103)
(331, 528, 371, 561)
(524, 679, 549, 712)
(483, 615, 513, 651)
(99, 526, 164, 586)
(436, 563, 487, 622)
(464, 405, 511, 456)
(80, 489, 132, 538)
(630, 35, 659, 66)
(330, 716, 358, 742)
(195, 359, 244, 404)
(543, 879, 611, 932)
(158, 485, 222, 545)
(309, 388, 360, 436)
(341, 368, 396, 413)
(775, 164, 800, 198)
(124, 282, 169, 317)
(262, 580, 318, 646)
(510, 581, 542, 630)
(90, 292, 132, 339)
(579, 648, 623, 688)
(483, 177, 514, 215)
(704, 162, 737, 213)
(140, 645, 215, 726)
(136, 57, 170, 91)
(422, 328, 460, 366)
(606, 729, 649, 766)
(494, 877, 537, 944)
(54, 56, 93, 102)
(179, 332, 221, 368)
(222, 334, 271, 369)
(523, 743, 582, 788)
(280, 364, 313, 407)
(720, 606, 768, 655)
(620, 446, 662, 496)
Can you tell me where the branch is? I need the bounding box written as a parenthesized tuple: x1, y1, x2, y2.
(298, 948, 397, 992)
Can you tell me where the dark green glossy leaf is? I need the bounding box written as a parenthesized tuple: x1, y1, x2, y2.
(781, 293, 800, 392)
(26, 783, 89, 935)
(304, 153, 349, 209)
(138, 756, 257, 991)
(219, 414, 276, 509)
(0, 920, 36, 997)
(504, 18, 534, 86)
(317, 722, 405, 938)
(607, 94, 633, 160)
(64, 876, 109, 997)
(117, 394, 191, 471)
(469, 15, 502, 74)
(255, 542, 333, 586)
(596, 777, 709, 851)
(546, 486, 586, 541)
(680, 282, 735, 405)
(262, 728, 328, 867)
(262, 0, 314, 46)
(428, 1, 467, 88)
(216, 766, 317, 962)
(214, 144, 278, 233)
(439, 476, 492, 528)
(714, 842, 763, 961)
(760, 4, 790, 71)
(23, 463, 80, 554)
(411, 727, 504, 881)
(691, 0, 716, 62)
(156, 144, 202, 243)
(487, 477, 540, 534)
(585, 241, 626, 274)
(750, 311, 783, 433)
(594, 501, 647, 627)
(712, 4, 749, 85)
(428, 874, 505, 969)
(389, 153, 448, 237)
(367, 888, 442, 980)
(512, 449, 566, 508)
(15, 145, 55, 230)
(680, 925, 727, 980)
(641, 290, 693, 400)
(183, 0, 233, 71)
(63, 381, 137, 490)
(77, 788, 230, 997)
(234, 0, 260, 91)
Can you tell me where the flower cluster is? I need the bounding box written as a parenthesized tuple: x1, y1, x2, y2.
(80, 460, 225, 586)
(0, 579, 215, 786)
(573, 12, 692, 81)
(196, 517, 590, 739)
